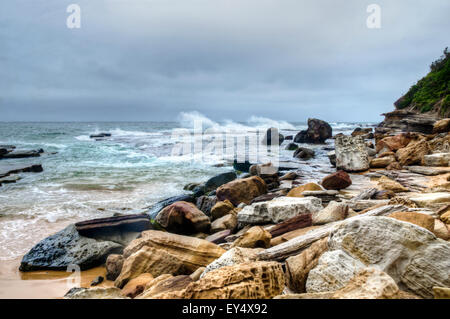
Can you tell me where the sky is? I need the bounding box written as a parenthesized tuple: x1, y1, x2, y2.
(0, 0, 449, 122)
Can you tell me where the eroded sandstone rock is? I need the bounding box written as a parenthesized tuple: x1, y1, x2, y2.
(155, 201, 211, 234)
(216, 176, 267, 206)
(389, 211, 435, 232)
(231, 226, 272, 249)
(321, 171, 352, 190)
(201, 247, 263, 277)
(378, 176, 409, 193)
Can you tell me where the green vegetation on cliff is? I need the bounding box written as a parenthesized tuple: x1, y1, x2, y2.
(395, 48, 450, 116)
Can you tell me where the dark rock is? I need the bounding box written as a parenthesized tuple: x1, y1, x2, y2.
(1, 150, 41, 159)
(155, 201, 211, 234)
(0, 149, 8, 156)
(205, 229, 232, 244)
(327, 151, 336, 167)
(262, 127, 284, 146)
(268, 214, 312, 238)
(321, 171, 352, 190)
(196, 195, 217, 216)
(91, 276, 104, 286)
(106, 254, 124, 281)
(233, 160, 253, 173)
(146, 194, 195, 219)
(376, 110, 438, 135)
(250, 193, 283, 204)
(285, 143, 299, 151)
(0, 175, 21, 186)
(183, 183, 200, 191)
(0, 164, 43, 179)
(285, 135, 293, 140)
(19, 225, 123, 272)
(90, 133, 111, 138)
(294, 118, 332, 144)
(293, 147, 315, 160)
(204, 171, 237, 192)
(351, 127, 373, 137)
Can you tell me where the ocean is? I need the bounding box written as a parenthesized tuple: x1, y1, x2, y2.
(0, 112, 377, 262)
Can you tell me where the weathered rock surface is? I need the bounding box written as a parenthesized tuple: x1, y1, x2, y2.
(20, 224, 123, 271)
(216, 176, 267, 206)
(285, 238, 328, 293)
(321, 171, 352, 190)
(335, 136, 369, 172)
(121, 273, 154, 298)
(152, 261, 285, 299)
(205, 229, 232, 244)
(389, 211, 435, 232)
(231, 226, 272, 248)
(433, 219, 450, 240)
(312, 201, 348, 225)
(137, 274, 193, 299)
(210, 200, 235, 220)
(155, 201, 211, 234)
(327, 216, 450, 298)
(237, 197, 322, 225)
(433, 286, 450, 299)
(294, 118, 332, 144)
(268, 214, 312, 237)
(293, 147, 315, 160)
(376, 133, 414, 153)
(406, 166, 450, 176)
(201, 247, 263, 277)
(378, 176, 409, 193)
(106, 254, 124, 281)
(433, 118, 450, 134)
(423, 153, 450, 167)
(287, 182, 323, 197)
(64, 287, 127, 299)
(410, 193, 450, 207)
(210, 213, 237, 233)
(370, 156, 396, 168)
(396, 138, 430, 166)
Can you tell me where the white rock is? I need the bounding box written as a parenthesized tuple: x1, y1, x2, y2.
(423, 153, 450, 167)
(312, 201, 348, 225)
(237, 196, 323, 225)
(328, 216, 450, 298)
(409, 193, 450, 207)
(335, 136, 369, 172)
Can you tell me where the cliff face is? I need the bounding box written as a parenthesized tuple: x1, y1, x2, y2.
(377, 48, 450, 135)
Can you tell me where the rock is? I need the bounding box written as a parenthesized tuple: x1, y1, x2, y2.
(285, 143, 298, 151)
(196, 195, 217, 216)
(423, 153, 450, 167)
(210, 214, 237, 233)
(190, 267, 206, 281)
(89, 133, 111, 138)
(376, 133, 414, 153)
(407, 166, 450, 176)
(321, 171, 352, 190)
(231, 226, 272, 248)
(147, 194, 196, 219)
(262, 127, 284, 146)
(433, 118, 450, 133)
(90, 276, 104, 286)
(121, 273, 154, 298)
(268, 214, 312, 237)
(204, 171, 237, 192)
(374, 190, 396, 200)
(377, 176, 409, 193)
(312, 201, 349, 225)
(441, 211, 450, 224)
(433, 287, 450, 299)
(115, 230, 225, 288)
(233, 159, 253, 173)
(327, 216, 450, 298)
(137, 274, 193, 299)
(205, 229, 232, 244)
(376, 109, 437, 135)
(389, 212, 435, 232)
(327, 151, 336, 167)
(332, 268, 399, 299)
(302, 190, 339, 205)
(396, 138, 430, 166)
(64, 287, 126, 299)
(293, 147, 315, 160)
(294, 118, 332, 144)
(370, 156, 396, 168)
(184, 182, 200, 191)
(210, 200, 235, 220)
(155, 201, 211, 234)
(386, 162, 403, 170)
(1, 150, 41, 159)
(0, 174, 21, 186)
(335, 136, 369, 172)
(287, 182, 323, 197)
(216, 176, 267, 206)
(279, 171, 298, 181)
(19, 224, 123, 272)
(428, 134, 450, 153)
(433, 219, 450, 240)
(237, 196, 323, 225)
(106, 254, 124, 281)
(0, 164, 43, 178)
(270, 226, 321, 247)
(285, 238, 328, 293)
(306, 250, 365, 293)
(352, 127, 373, 137)
(201, 247, 263, 277)
(274, 292, 334, 299)
(152, 261, 285, 299)
(410, 193, 450, 207)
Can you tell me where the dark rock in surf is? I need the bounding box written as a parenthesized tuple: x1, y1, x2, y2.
(19, 225, 123, 272)
(285, 143, 298, 151)
(1, 150, 41, 159)
(89, 133, 112, 138)
(262, 127, 285, 146)
(293, 147, 315, 160)
(294, 118, 332, 144)
(233, 160, 253, 173)
(204, 171, 237, 192)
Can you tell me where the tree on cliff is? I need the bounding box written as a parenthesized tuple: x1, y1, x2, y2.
(395, 47, 450, 117)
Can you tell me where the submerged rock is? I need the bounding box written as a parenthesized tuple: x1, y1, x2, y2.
(20, 224, 123, 272)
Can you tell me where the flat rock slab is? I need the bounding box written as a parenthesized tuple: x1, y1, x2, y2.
(0, 150, 41, 159)
(0, 174, 21, 186)
(20, 224, 123, 271)
(0, 163, 43, 178)
(409, 193, 450, 207)
(406, 166, 450, 176)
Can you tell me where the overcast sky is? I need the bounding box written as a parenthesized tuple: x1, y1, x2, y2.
(1, 0, 449, 122)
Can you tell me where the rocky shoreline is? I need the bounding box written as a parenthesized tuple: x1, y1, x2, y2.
(15, 115, 450, 299)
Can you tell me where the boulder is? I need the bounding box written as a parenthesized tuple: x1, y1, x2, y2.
(433, 118, 450, 133)
(410, 193, 450, 207)
(210, 214, 237, 233)
(377, 176, 409, 193)
(327, 216, 450, 298)
(237, 197, 323, 226)
(210, 200, 235, 220)
(201, 247, 263, 277)
(280, 171, 298, 181)
(268, 214, 313, 237)
(376, 133, 414, 153)
(433, 287, 450, 299)
(262, 127, 284, 146)
(433, 219, 450, 240)
(64, 287, 127, 299)
(312, 201, 348, 225)
(332, 268, 399, 299)
(196, 196, 217, 216)
(285, 238, 328, 292)
(147, 194, 196, 219)
(351, 127, 373, 137)
(386, 162, 403, 170)
(335, 136, 369, 172)
(205, 229, 232, 244)
(294, 118, 332, 144)
(204, 171, 237, 192)
(137, 274, 193, 299)
(231, 226, 272, 249)
(321, 171, 352, 190)
(287, 182, 323, 197)
(423, 153, 450, 167)
(216, 176, 267, 206)
(285, 143, 298, 151)
(155, 201, 211, 234)
(121, 273, 154, 298)
(389, 212, 435, 232)
(396, 138, 430, 166)
(327, 151, 336, 167)
(151, 261, 285, 299)
(115, 231, 225, 288)
(293, 147, 315, 160)
(19, 224, 123, 271)
(440, 211, 450, 224)
(106, 254, 124, 281)
(370, 156, 396, 168)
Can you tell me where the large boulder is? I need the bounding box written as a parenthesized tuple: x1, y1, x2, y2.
(216, 176, 267, 206)
(155, 201, 211, 234)
(150, 261, 285, 299)
(294, 118, 332, 144)
(376, 133, 414, 153)
(335, 136, 369, 172)
(321, 171, 352, 190)
(326, 216, 450, 298)
(237, 196, 323, 226)
(396, 138, 430, 166)
(20, 224, 123, 271)
(115, 230, 225, 288)
(262, 127, 284, 146)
